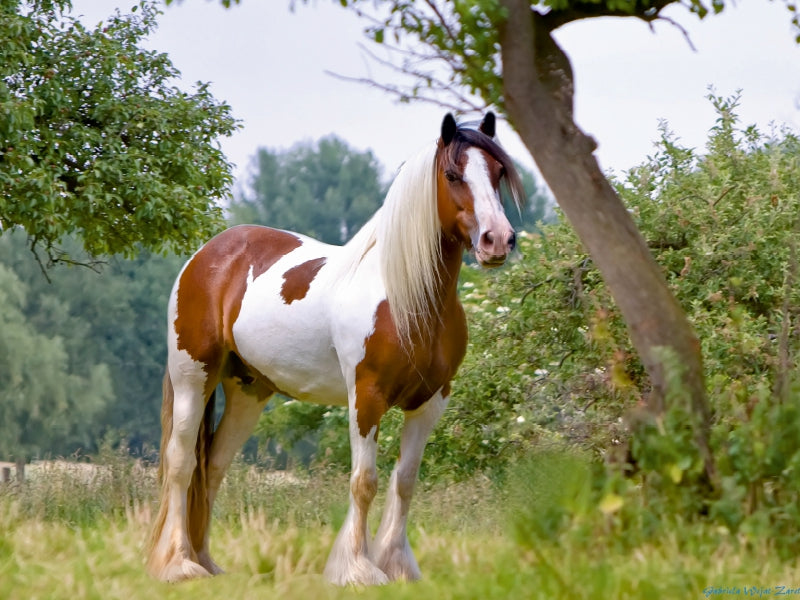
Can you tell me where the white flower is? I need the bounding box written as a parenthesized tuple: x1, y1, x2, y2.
(516, 415, 526, 424)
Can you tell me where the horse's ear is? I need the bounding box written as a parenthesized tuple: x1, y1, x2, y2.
(441, 113, 457, 147)
(479, 112, 496, 138)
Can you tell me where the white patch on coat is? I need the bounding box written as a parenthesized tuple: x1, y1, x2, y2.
(233, 235, 385, 406)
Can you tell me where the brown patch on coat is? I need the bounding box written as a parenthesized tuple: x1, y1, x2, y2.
(280, 257, 327, 304)
(173, 225, 302, 395)
(353, 299, 467, 440)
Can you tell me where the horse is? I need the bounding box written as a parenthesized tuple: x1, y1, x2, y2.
(146, 112, 524, 586)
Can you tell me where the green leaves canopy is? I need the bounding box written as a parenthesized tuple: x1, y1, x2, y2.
(0, 0, 238, 264)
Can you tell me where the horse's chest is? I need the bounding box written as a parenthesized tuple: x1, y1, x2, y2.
(355, 299, 467, 414)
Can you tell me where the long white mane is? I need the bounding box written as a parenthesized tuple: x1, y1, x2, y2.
(339, 142, 442, 344)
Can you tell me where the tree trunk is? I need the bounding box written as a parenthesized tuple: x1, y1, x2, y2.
(499, 0, 716, 485)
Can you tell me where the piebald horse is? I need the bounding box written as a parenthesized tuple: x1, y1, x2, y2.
(146, 113, 524, 586)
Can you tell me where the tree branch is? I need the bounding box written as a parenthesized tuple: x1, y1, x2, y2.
(541, 0, 677, 31)
(325, 69, 483, 113)
(27, 234, 106, 281)
(324, 41, 484, 113)
(651, 14, 698, 52)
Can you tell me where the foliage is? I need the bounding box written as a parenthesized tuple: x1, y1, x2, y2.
(0, 0, 237, 264)
(229, 136, 386, 244)
(618, 92, 800, 544)
(450, 92, 800, 546)
(0, 262, 112, 463)
(0, 231, 184, 458)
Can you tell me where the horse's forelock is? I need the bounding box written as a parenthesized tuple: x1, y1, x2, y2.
(439, 126, 526, 210)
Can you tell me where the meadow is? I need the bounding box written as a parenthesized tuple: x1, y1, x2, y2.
(2, 451, 799, 600)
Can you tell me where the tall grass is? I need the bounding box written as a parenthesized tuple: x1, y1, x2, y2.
(2, 448, 799, 600)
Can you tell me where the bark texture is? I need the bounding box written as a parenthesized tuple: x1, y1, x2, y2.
(499, 0, 715, 484)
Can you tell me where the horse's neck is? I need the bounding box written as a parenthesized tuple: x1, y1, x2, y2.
(436, 235, 467, 305)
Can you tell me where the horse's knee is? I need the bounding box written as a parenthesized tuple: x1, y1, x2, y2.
(351, 467, 378, 509)
(394, 465, 417, 502)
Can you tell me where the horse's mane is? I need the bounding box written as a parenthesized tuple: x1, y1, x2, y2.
(335, 142, 440, 346)
(377, 143, 442, 346)
(338, 122, 524, 348)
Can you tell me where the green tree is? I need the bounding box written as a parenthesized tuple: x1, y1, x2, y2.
(0, 263, 112, 478)
(229, 136, 386, 244)
(0, 0, 237, 266)
(0, 231, 184, 457)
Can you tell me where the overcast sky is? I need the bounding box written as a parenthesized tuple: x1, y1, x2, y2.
(70, 1, 799, 188)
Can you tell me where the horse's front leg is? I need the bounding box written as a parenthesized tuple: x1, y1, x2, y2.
(371, 390, 449, 581)
(323, 392, 389, 586)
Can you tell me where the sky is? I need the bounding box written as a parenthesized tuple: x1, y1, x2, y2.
(70, 1, 800, 190)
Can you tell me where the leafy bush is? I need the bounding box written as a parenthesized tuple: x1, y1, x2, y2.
(453, 91, 800, 551)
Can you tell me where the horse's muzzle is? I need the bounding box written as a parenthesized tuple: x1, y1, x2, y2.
(475, 228, 515, 268)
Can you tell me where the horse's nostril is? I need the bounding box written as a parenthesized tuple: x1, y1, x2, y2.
(481, 231, 495, 246)
(508, 232, 516, 251)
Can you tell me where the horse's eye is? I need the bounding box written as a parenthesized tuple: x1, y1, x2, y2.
(445, 170, 460, 183)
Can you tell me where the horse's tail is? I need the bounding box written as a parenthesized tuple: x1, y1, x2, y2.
(147, 369, 216, 573)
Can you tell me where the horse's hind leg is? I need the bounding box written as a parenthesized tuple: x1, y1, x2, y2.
(371, 390, 449, 581)
(147, 365, 212, 583)
(195, 376, 272, 574)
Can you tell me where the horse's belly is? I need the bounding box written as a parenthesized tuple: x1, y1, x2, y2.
(232, 268, 348, 406)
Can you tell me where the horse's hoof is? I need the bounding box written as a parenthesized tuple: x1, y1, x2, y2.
(152, 558, 211, 583)
(198, 552, 225, 576)
(323, 554, 390, 586)
(372, 543, 421, 582)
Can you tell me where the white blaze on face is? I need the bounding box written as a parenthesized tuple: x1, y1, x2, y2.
(462, 147, 513, 262)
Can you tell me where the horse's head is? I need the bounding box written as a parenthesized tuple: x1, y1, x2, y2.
(436, 112, 524, 268)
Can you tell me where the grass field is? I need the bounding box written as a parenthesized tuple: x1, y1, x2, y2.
(2, 457, 798, 600)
